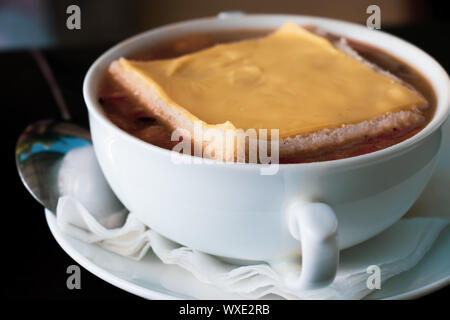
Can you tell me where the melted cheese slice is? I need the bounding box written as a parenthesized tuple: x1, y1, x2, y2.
(117, 23, 426, 138)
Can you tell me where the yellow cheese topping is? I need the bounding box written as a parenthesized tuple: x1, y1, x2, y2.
(117, 22, 426, 138)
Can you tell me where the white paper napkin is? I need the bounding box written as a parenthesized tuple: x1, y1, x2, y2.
(56, 195, 449, 300)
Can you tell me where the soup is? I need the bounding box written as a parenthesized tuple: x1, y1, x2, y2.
(98, 28, 436, 163)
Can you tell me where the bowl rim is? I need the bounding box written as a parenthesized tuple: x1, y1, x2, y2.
(83, 14, 450, 170)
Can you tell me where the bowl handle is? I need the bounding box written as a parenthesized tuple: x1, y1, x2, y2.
(285, 201, 339, 290)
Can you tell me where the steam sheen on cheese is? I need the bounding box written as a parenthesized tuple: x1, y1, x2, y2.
(115, 23, 426, 138)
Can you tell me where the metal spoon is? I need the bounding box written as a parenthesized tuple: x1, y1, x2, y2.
(15, 50, 124, 215)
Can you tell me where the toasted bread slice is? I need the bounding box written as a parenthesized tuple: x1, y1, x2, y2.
(108, 23, 427, 161)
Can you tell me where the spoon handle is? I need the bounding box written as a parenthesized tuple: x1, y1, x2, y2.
(30, 49, 72, 121)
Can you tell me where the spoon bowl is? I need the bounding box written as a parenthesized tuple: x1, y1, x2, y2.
(16, 120, 124, 215)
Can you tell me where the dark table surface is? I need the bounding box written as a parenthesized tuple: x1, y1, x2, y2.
(3, 23, 449, 300)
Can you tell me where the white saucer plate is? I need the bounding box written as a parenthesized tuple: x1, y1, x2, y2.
(45, 211, 449, 299)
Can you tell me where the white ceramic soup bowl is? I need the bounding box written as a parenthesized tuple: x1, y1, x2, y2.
(83, 14, 450, 290)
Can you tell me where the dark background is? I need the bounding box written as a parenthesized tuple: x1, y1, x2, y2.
(2, 0, 449, 300)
